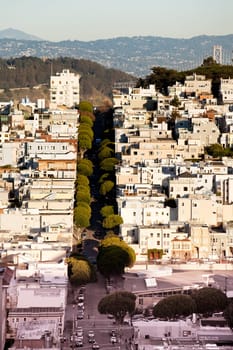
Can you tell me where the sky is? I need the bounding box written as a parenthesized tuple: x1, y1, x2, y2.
(2, 0, 233, 42)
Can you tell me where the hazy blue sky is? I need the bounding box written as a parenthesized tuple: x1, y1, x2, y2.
(2, 0, 233, 41)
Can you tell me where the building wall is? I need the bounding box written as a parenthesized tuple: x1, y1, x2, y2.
(50, 69, 80, 108)
(177, 197, 218, 226)
(220, 78, 233, 104)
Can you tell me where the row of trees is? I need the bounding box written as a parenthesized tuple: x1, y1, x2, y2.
(96, 129, 123, 232)
(74, 101, 95, 236)
(96, 286, 233, 328)
(69, 102, 137, 284)
(67, 101, 96, 285)
(153, 287, 233, 326)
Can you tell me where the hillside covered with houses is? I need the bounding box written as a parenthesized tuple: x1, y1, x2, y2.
(1, 66, 233, 348)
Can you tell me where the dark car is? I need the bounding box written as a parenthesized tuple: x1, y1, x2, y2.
(75, 338, 83, 347)
(88, 337, 95, 344)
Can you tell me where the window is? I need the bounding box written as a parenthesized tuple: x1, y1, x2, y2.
(184, 186, 188, 191)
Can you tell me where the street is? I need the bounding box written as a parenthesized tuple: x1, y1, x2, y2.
(62, 271, 133, 350)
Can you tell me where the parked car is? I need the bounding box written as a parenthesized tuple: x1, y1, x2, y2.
(110, 330, 117, 337)
(88, 330, 95, 337)
(110, 336, 117, 344)
(92, 342, 100, 349)
(70, 334, 78, 342)
(78, 302, 84, 309)
(88, 336, 95, 343)
(76, 326, 83, 336)
(77, 311, 84, 319)
(78, 295, 84, 302)
(76, 338, 83, 347)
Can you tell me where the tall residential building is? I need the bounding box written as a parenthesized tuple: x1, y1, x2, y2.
(50, 69, 80, 108)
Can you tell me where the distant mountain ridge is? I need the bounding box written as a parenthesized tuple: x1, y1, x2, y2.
(0, 29, 233, 77)
(0, 28, 42, 41)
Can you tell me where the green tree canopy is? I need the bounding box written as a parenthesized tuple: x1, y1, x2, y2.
(99, 139, 114, 149)
(102, 214, 123, 229)
(100, 157, 119, 172)
(170, 95, 181, 107)
(76, 189, 91, 204)
(77, 159, 93, 177)
(97, 245, 130, 277)
(100, 205, 114, 218)
(78, 125, 94, 140)
(79, 114, 94, 127)
(66, 256, 92, 285)
(99, 180, 115, 196)
(100, 234, 136, 268)
(66, 255, 96, 285)
(191, 287, 228, 315)
(78, 134, 92, 152)
(76, 201, 91, 214)
(98, 291, 136, 324)
(76, 183, 90, 194)
(205, 144, 232, 158)
(76, 174, 89, 187)
(153, 294, 196, 320)
(98, 173, 111, 184)
(79, 100, 93, 113)
(74, 205, 91, 229)
(98, 146, 114, 161)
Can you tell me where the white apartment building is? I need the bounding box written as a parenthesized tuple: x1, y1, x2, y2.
(138, 225, 174, 257)
(169, 172, 197, 198)
(118, 193, 170, 243)
(120, 139, 203, 166)
(21, 139, 76, 159)
(184, 73, 212, 97)
(220, 77, 233, 104)
(168, 81, 186, 97)
(116, 163, 176, 189)
(191, 117, 220, 146)
(0, 142, 22, 167)
(176, 195, 221, 226)
(50, 69, 80, 108)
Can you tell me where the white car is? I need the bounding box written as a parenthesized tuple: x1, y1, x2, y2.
(76, 338, 83, 347)
(110, 336, 117, 344)
(88, 330, 95, 337)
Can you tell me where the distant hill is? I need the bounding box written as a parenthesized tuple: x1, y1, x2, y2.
(0, 32, 233, 76)
(0, 56, 136, 106)
(0, 28, 42, 41)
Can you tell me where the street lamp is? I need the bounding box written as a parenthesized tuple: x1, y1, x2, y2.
(224, 276, 228, 294)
